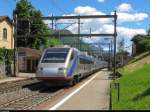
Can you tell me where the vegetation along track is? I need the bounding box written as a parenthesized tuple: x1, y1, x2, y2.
(0, 78, 39, 94)
(0, 81, 64, 110)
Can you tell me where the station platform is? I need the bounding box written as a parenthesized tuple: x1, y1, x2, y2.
(56, 70, 111, 110)
(36, 69, 111, 110)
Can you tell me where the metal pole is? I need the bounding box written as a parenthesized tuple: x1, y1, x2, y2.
(118, 83, 120, 101)
(109, 83, 112, 110)
(90, 28, 91, 38)
(114, 11, 117, 79)
(78, 17, 80, 50)
(52, 14, 54, 29)
(110, 40, 113, 70)
(89, 28, 91, 55)
(108, 43, 111, 71)
(55, 19, 57, 30)
(13, 14, 17, 77)
(27, 18, 30, 47)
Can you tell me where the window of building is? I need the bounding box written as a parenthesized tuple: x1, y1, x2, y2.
(3, 28, 7, 40)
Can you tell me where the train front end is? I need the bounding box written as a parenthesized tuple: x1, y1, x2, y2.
(36, 47, 71, 84)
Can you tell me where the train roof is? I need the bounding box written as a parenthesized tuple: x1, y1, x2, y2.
(45, 46, 94, 59)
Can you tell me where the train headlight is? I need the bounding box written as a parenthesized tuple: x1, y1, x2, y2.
(58, 67, 66, 74)
(38, 67, 43, 71)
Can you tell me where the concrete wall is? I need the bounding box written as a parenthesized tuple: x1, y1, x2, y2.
(0, 64, 6, 78)
(0, 64, 14, 78)
(132, 43, 136, 56)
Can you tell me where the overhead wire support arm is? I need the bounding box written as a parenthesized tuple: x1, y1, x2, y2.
(17, 15, 116, 21)
(17, 33, 115, 38)
(41, 15, 116, 19)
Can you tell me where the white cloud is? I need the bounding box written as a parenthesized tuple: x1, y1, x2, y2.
(102, 24, 146, 38)
(115, 3, 148, 23)
(61, 6, 112, 33)
(118, 26, 146, 38)
(116, 12, 148, 22)
(117, 3, 132, 12)
(90, 24, 146, 53)
(97, 0, 105, 3)
(74, 6, 105, 15)
(52, 5, 148, 53)
(73, 5, 148, 24)
(61, 6, 147, 39)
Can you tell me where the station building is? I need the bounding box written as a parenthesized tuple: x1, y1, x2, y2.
(18, 47, 41, 73)
(0, 16, 14, 49)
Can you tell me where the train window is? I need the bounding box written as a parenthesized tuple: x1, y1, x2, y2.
(42, 52, 68, 63)
(41, 48, 70, 63)
(45, 48, 69, 53)
(79, 57, 93, 64)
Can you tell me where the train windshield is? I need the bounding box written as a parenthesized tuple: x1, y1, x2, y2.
(41, 48, 70, 63)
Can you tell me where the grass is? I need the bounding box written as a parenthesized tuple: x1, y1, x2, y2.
(112, 52, 150, 110)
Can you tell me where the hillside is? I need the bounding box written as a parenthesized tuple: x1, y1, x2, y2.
(112, 51, 150, 110)
(118, 51, 150, 74)
(52, 29, 110, 58)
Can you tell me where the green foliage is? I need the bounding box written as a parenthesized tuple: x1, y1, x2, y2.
(132, 35, 150, 54)
(13, 0, 33, 18)
(13, 0, 51, 49)
(45, 37, 62, 48)
(0, 48, 14, 64)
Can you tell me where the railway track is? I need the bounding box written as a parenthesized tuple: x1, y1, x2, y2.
(0, 78, 39, 94)
(0, 81, 64, 110)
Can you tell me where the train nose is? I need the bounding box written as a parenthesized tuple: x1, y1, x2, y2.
(58, 67, 66, 74)
(36, 67, 66, 77)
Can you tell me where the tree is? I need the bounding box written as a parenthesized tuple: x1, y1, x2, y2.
(45, 37, 62, 48)
(132, 34, 150, 54)
(117, 37, 125, 53)
(13, 0, 60, 49)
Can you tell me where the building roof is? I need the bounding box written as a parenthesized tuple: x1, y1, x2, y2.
(0, 16, 12, 25)
(18, 47, 41, 59)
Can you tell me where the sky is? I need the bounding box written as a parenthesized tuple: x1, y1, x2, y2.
(0, 0, 150, 53)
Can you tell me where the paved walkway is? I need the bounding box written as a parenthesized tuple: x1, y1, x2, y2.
(50, 70, 111, 110)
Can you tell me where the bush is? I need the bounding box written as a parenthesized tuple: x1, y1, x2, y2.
(0, 48, 14, 64)
(132, 35, 150, 54)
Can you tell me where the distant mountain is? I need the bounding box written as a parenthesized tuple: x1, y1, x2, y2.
(51, 29, 92, 52)
(50, 29, 109, 59)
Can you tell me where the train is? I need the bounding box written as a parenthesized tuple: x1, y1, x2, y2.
(36, 46, 108, 86)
